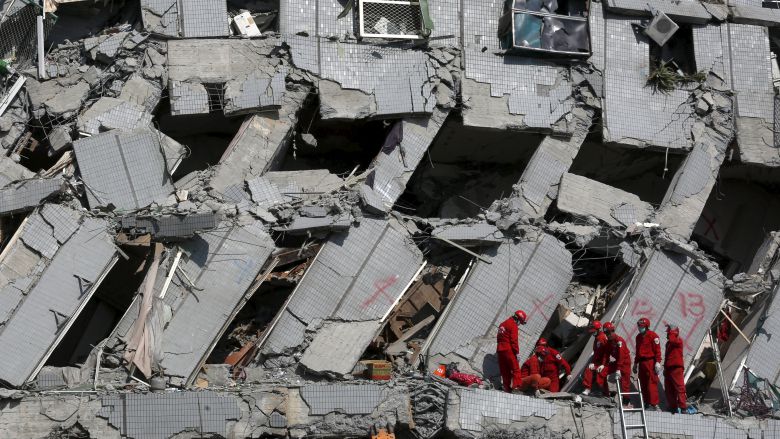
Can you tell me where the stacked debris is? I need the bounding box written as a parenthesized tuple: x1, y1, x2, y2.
(1, 0, 780, 437)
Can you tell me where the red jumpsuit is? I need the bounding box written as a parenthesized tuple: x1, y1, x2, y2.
(582, 332, 609, 393)
(664, 330, 687, 410)
(540, 348, 571, 392)
(717, 316, 731, 342)
(496, 317, 521, 392)
(448, 371, 484, 387)
(519, 355, 551, 391)
(635, 330, 662, 406)
(607, 335, 632, 394)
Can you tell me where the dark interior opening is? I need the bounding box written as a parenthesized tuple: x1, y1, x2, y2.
(395, 113, 543, 218)
(280, 94, 394, 176)
(206, 283, 295, 365)
(569, 136, 684, 206)
(691, 177, 780, 277)
(157, 98, 245, 180)
(227, 0, 280, 32)
(46, 246, 149, 367)
(205, 244, 319, 369)
(767, 27, 780, 59)
(649, 23, 696, 76)
(0, 215, 25, 252)
(46, 1, 134, 47)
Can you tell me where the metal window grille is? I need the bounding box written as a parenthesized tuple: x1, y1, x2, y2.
(359, 0, 423, 39)
(0, 0, 55, 70)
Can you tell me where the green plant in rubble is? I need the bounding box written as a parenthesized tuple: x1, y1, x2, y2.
(647, 60, 707, 93)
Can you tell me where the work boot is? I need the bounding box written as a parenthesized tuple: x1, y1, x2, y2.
(650, 405, 661, 411)
(675, 408, 682, 414)
(581, 388, 590, 396)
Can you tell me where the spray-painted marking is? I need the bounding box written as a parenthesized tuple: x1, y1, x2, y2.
(701, 213, 720, 241)
(531, 292, 556, 322)
(361, 275, 400, 309)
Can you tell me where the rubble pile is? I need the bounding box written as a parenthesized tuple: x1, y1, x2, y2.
(2, 0, 780, 438)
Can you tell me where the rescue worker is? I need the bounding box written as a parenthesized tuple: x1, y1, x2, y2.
(605, 322, 632, 405)
(537, 338, 571, 392)
(517, 346, 552, 392)
(496, 310, 527, 392)
(582, 320, 610, 396)
(664, 325, 697, 414)
(633, 317, 662, 410)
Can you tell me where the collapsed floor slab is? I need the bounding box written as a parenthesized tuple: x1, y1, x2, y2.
(557, 173, 653, 228)
(0, 205, 118, 387)
(742, 281, 780, 387)
(0, 175, 64, 216)
(424, 231, 573, 378)
(256, 216, 425, 375)
(73, 128, 177, 211)
(107, 219, 275, 386)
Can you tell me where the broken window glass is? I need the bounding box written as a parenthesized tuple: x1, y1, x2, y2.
(498, 0, 591, 57)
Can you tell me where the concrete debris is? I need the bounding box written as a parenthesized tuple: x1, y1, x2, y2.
(0, 2, 778, 438)
(557, 173, 653, 229)
(118, 212, 218, 240)
(76, 96, 153, 135)
(73, 128, 175, 211)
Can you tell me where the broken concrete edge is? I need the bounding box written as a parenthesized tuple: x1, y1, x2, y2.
(6, 381, 773, 439)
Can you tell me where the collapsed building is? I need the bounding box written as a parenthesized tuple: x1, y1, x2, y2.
(1, 0, 780, 438)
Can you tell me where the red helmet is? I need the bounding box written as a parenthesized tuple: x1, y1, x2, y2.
(589, 320, 602, 333)
(535, 346, 548, 356)
(537, 337, 548, 346)
(637, 317, 650, 328)
(514, 310, 527, 324)
(603, 321, 615, 332)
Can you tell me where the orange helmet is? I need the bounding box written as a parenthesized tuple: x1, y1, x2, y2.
(537, 337, 548, 347)
(514, 310, 527, 325)
(637, 317, 650, 328)
(603, 321, 616, 332)
(589, 320, 602, 333)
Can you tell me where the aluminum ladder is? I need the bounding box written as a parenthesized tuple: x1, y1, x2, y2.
(616, 375, 649, 439)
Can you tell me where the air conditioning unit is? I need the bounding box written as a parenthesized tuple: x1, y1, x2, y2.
(358, 0, 424, 39)
(644, 11, 679, 46)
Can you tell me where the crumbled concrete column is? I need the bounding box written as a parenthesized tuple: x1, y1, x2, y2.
(655, 115, 734, 239)
(503, 107, 594, 220)
(361, 107, 449, 214)
(209, 87, 308, 194)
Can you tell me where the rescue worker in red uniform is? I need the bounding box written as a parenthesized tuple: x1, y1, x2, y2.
(604, 322, 632, 405)
(517, 346, 552, 392)
(582, 320, 610, 396)
(536, 338, 571, 392)
(664, 325, 697, 414)
(633, 317, 662, 410)
(496, 310, 527, 392)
